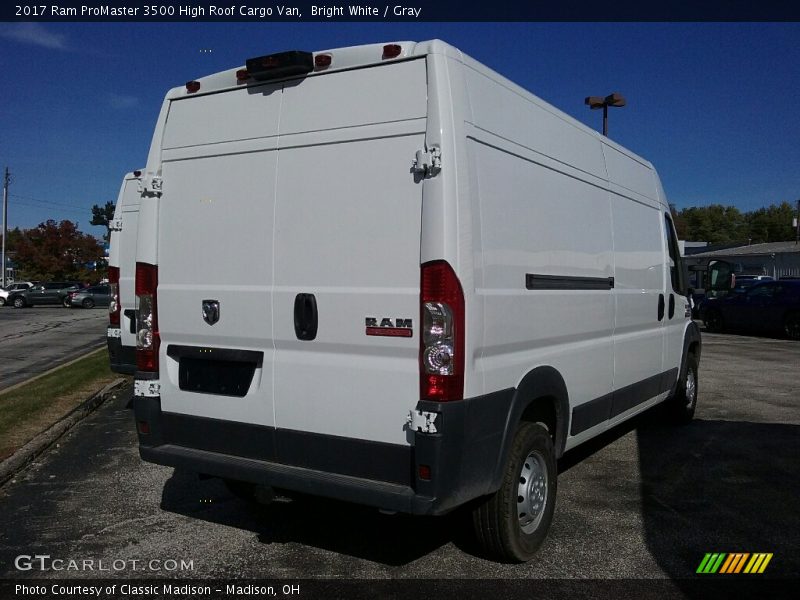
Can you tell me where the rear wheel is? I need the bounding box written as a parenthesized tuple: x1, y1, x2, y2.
(63, 296, 72, 308)
(13, 297, 26, 309)
(82, 298, 95, 309)
(666, 353, 698, 424)
(704, 309, 724, 333)
(472, 422, 556, 562)
(0, 297, 5, 307)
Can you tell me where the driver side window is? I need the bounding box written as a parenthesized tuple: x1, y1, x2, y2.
(664, 214, 686, 295)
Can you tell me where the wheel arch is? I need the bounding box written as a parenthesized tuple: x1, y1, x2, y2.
(673, 321, 702, 397)
(489, 365, 569, 492)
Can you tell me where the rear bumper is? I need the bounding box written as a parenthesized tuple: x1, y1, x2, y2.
(107, 330, 136, 375)
(134, 388, 514, 516)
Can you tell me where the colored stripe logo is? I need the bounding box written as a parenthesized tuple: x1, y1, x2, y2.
(697, 553, 773, 574)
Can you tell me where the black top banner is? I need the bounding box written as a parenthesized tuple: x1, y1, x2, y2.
(3, 1, 800, 22)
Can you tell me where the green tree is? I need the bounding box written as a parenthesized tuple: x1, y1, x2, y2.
(90, 201, 116, 243)
(679, 204, 748, 244)
(13, 220, 103, 282)
(675, 202, 797, 244)
(745, 202, 796, 243)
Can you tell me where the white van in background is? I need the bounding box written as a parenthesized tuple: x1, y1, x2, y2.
(132, 40, 700, 562)
(107, 170, 142, 374)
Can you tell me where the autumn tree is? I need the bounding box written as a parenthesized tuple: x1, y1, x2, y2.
(12, 220, 103, 282)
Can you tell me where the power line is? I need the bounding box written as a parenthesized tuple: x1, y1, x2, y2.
(9, 193, 88, 210)
(10, 198, 87, 216)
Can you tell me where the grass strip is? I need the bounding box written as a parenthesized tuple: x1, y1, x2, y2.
(0, 349, 121, 460)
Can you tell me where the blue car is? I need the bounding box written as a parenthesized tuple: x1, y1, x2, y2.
(700, 280, 800, 340)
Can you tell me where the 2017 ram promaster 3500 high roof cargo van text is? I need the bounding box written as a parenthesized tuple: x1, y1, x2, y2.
(132, 40, 700, 562)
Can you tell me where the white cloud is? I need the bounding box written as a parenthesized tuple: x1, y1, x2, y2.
(0, 23, 67, 50)
(108, 94, 139, 109)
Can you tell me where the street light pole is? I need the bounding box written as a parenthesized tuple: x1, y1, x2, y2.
(585, 93, 626, 137)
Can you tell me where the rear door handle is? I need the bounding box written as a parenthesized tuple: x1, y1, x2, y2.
(668, 293, 675, 319)
(658, 294, 665, 321)
(294, 293, 318, 341)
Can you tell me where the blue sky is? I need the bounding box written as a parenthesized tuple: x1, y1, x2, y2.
(1, 22, 798, 240)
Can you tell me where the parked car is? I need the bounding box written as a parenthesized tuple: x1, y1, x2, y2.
(0, 281, 35, 306)
(68, 284, 111, 309)
(700, 280, 800, 339)
(7, 281, 81, 308)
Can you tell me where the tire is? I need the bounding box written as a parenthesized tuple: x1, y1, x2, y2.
(784, 312, 800, 341)
(666, 353, 698, 424)
(704, 309, 724, 333)
(472, 422, 557, 562)
(63, 296, 72, 308)
(12, 297, 26, 309)
(0, 297, 5, 307)
(82, 298, 95, 309)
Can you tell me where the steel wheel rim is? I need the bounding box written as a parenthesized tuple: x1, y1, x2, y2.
(685, 369, 697, 409)
(517, 450, 548, 534)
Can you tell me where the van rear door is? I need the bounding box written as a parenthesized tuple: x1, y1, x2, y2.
(118, 174, 141, 349)
(157, 81, 283, 430)
(272, 59, 428, 449)
(156, 58, 428, 455)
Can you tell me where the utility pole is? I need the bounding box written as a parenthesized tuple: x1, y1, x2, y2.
(1, 167, 10, 287)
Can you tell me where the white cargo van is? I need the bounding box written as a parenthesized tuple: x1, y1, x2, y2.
(133, 40, 700, 561)
(107, 170, 142, 374)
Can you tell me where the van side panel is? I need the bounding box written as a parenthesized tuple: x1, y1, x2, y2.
(609, 194, 665, 399)
(462, 66, 614, 436)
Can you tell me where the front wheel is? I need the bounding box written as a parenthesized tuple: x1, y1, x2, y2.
(82, 298, 95, 309)
(666, 354, 698, 424)
(63, 296, 72, 308)
(13, 297, 26, 309)
(472, 422, 557, 562)
(784, 312, 800, 341)
(0, 297, 5, 307)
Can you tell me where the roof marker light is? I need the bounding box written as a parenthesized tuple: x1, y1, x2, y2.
(314, 54, 332, 69)
(382, 44, 402, 59)
(185, 80, 200, 93)
(236, 69, 250, 83)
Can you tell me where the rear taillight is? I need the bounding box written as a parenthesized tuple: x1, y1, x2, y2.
(135, 262, 159, 373)
(108, 266, 120, 327)
(420, 261, 465, 401)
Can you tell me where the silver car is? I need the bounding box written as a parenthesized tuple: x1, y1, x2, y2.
(68, 284, 111, 309)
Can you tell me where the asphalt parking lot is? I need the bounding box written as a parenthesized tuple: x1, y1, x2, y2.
(0, 307, 107, 391)
(0, 331, 797, 584)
